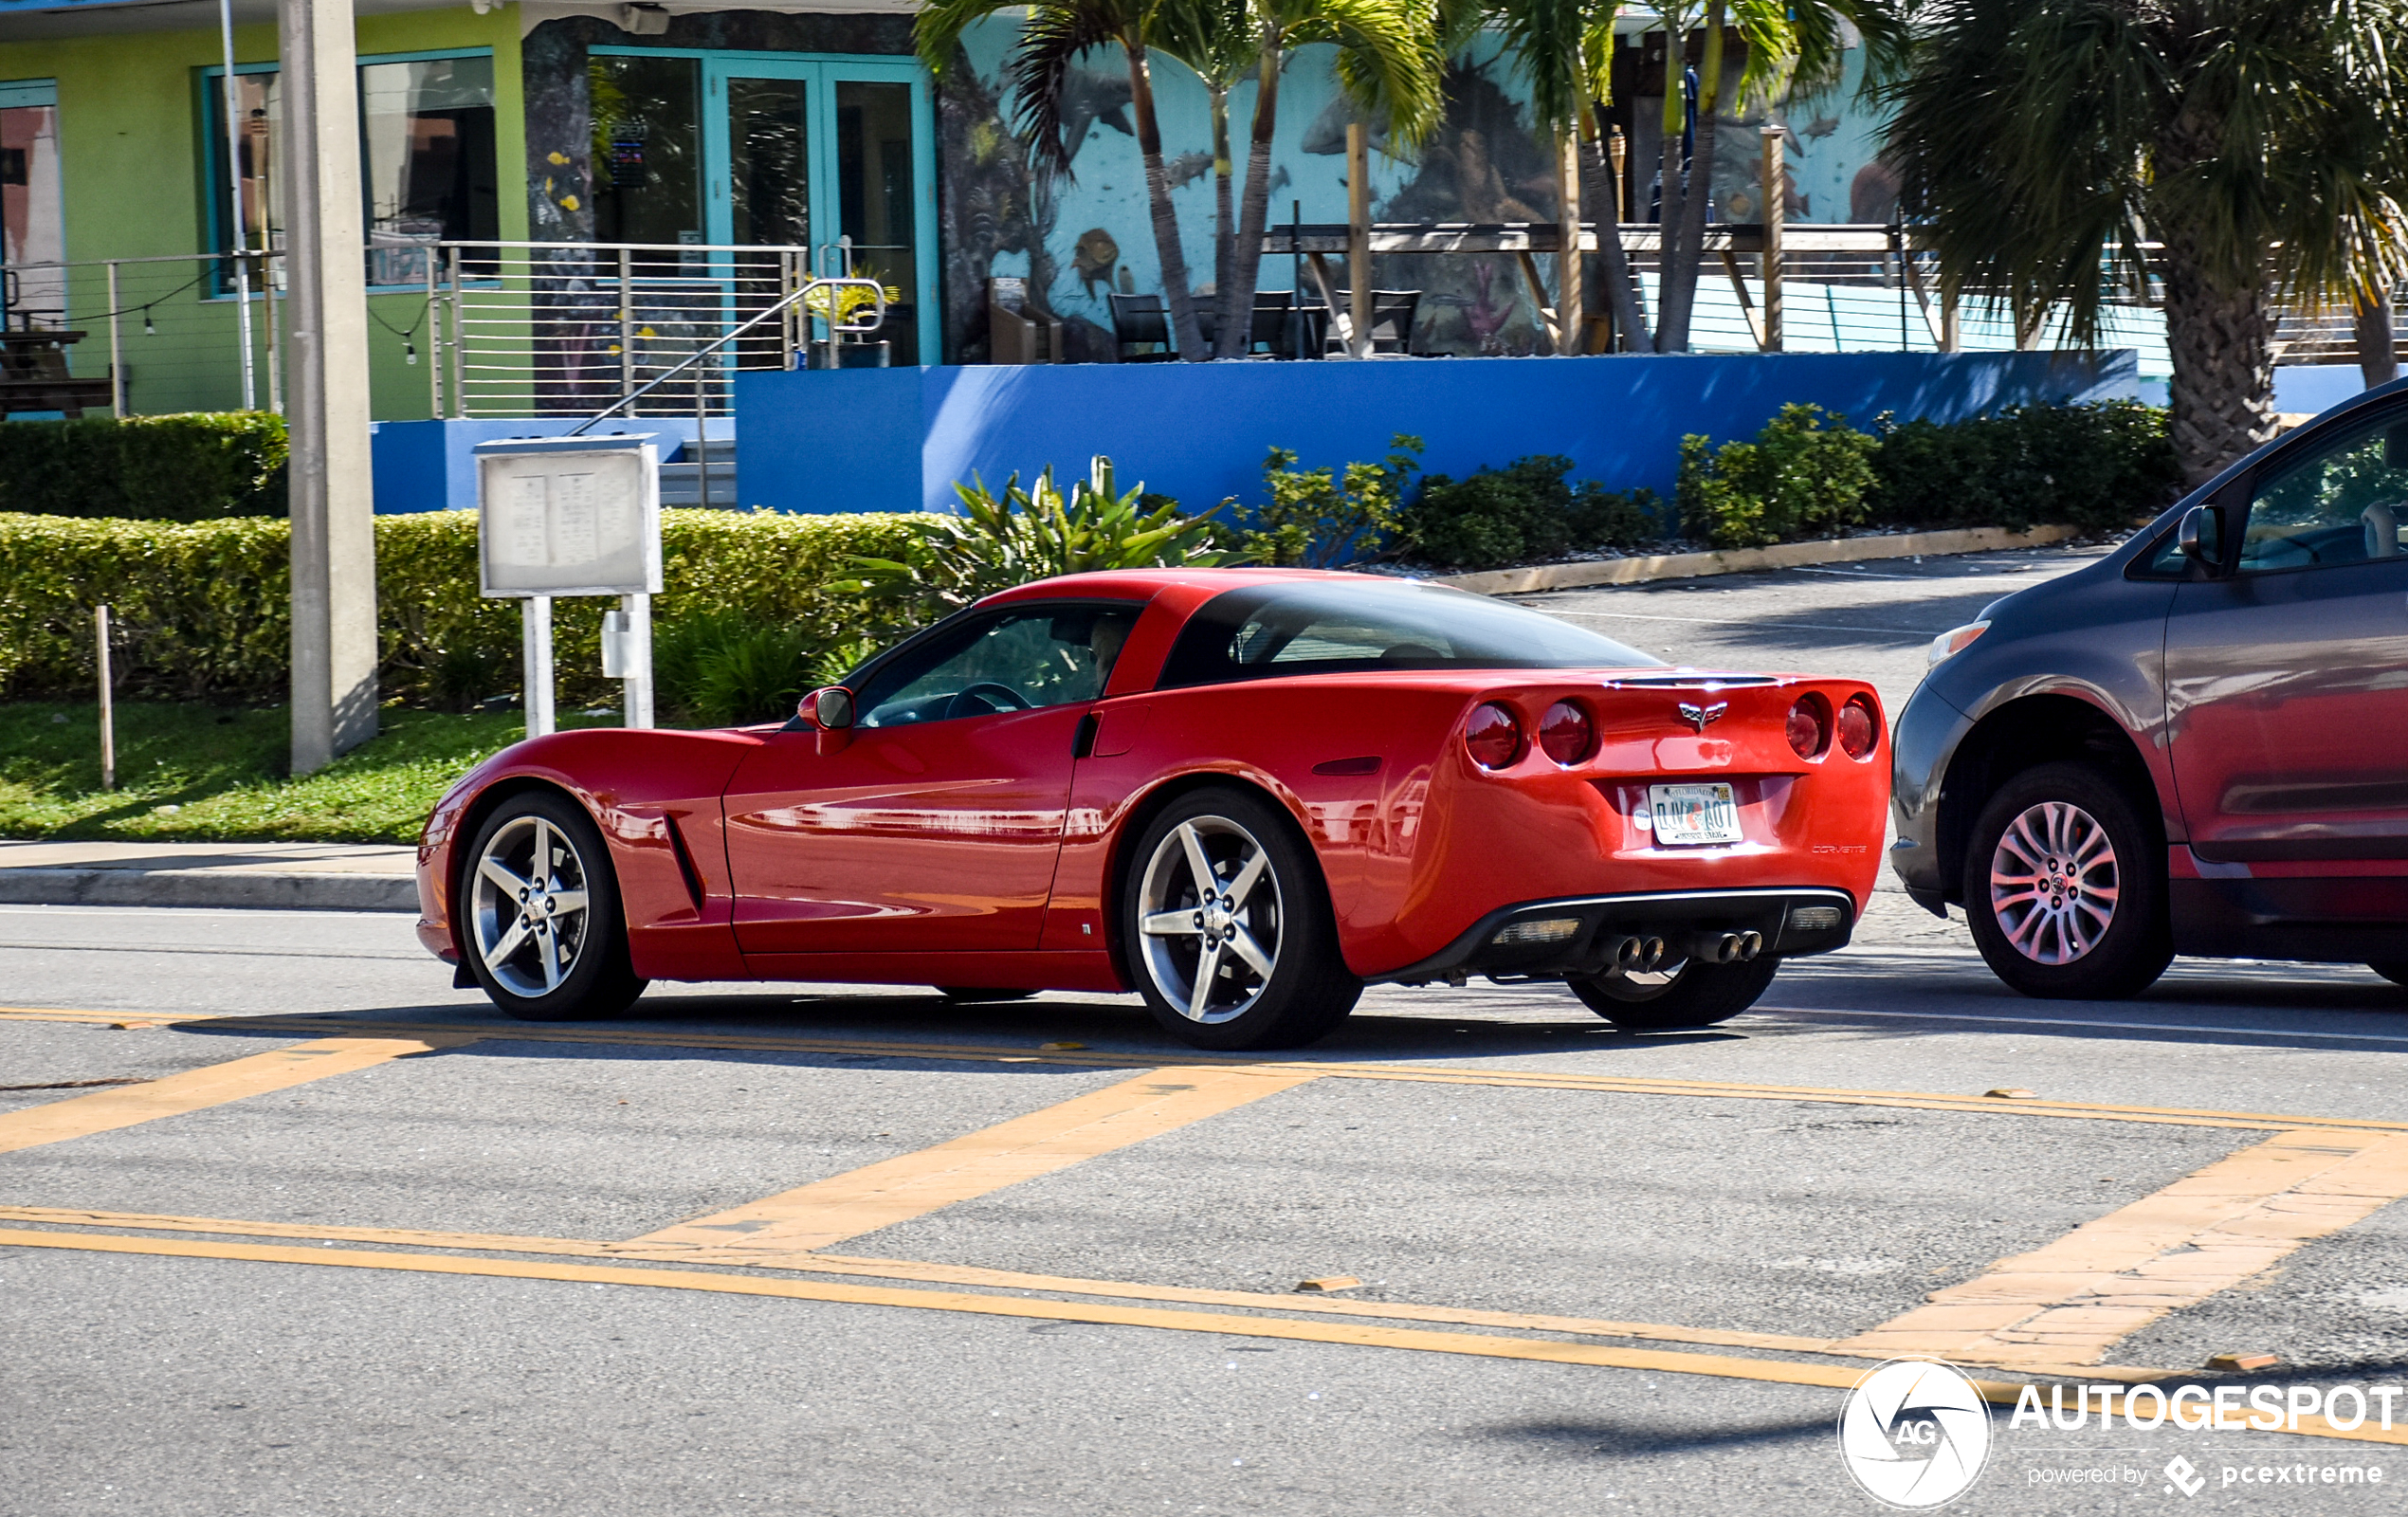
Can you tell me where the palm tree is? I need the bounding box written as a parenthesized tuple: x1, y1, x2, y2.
(1639, 0, 1881, 353)
(1485, 0, 1619, 353)
(1154, 0, 1257, 336)
(919, 0, 1217, 359)
(1876, 0, 2408, 486)
(1211, 0, 1451, 358)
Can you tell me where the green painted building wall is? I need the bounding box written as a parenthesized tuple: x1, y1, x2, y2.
(5, 4, 526, 420)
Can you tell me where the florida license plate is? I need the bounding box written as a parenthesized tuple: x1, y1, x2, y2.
(1650, 782, 1742, 847)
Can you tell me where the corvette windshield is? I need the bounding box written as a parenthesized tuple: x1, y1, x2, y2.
(1157, 579, 1661, 688)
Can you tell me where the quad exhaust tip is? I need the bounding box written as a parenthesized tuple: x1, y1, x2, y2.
(1612, 935, 1670, 973)
(1690, 929, 1763, 964)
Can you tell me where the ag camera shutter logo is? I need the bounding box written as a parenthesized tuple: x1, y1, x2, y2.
(1837, 1358, 1993, 1508)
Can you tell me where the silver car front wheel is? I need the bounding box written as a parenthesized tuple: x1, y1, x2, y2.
(1986, 798, 2119, 965)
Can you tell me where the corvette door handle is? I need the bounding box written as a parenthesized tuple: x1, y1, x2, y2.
(1072, 711, 1101, 758)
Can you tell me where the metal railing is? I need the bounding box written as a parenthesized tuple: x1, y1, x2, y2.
(0, 250, 283, 418)
(424, 240, 883, 419)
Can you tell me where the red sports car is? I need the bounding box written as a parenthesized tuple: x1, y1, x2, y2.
(415, 569, 1889, 1049)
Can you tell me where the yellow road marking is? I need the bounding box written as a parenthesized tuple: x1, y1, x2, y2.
(1839, 1128, 2408, 1367)
(0, 1203, 1847, 1358)
(3, 1225, 2398, 1446)
(632, 1066, 1319, 1251)
(17, 1009, 2407, 1135)
(0, 1035, 480, 1155)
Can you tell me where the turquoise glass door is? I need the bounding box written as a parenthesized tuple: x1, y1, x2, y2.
(702, 55, 937, 365)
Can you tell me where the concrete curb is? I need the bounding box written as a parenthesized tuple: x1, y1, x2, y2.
(1437, 524, 2081, 595)
(0, 868, 419, 913)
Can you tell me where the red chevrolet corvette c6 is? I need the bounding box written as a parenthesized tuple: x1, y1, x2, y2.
(415, 569, 1888, 1049)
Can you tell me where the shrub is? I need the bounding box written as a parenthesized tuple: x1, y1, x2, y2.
(1868, 400, 2179, 534)
(1400, 454, 1661, 570)
(1678, 404, 1882, 549)
(846, 455, 1227, 622)
(0, 412, 289, 521)
(1243, 434, 1423, 567)
(0, 507, 931, 710)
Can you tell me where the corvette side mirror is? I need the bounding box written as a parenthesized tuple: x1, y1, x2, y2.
(804, 686, 855, 730)
(802, 686, 854, 754)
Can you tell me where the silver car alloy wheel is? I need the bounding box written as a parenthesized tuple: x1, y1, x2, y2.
(470, 814, 593, 997)
(1137, 815, 1283, 1024)
(1988, 799, 2120, 964)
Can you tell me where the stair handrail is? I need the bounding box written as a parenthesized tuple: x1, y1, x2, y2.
(568, 274, 887, 436)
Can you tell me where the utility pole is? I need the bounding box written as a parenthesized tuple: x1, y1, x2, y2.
(281, 0, 378, 772)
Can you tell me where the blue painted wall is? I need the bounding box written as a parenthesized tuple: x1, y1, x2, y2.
(371, 415, 734, 514)
(733, 350, 2140, 517)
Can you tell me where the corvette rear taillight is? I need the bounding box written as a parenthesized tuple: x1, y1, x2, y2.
(1538, 700, 1595, 765)
(1836, 695, 1880, 759)
(1786, 695, 1832, 759)
(1465, 703, 1523, 770)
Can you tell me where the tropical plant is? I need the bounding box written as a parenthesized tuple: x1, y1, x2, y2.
(1678, 403, 1880, 547)
(919, 0, 1218, 358)
(1874, 0, 2408, 486)
(1402, 454, 1659, 566)
(1243, 432, 1424, 565)
(844, 455, 1229, 617)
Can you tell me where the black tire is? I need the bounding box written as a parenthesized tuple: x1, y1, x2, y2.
(1121, 787, 1361, 1051)
(1567, 956, 1779, 1030)
(935, 987, 1038, 1002)
(2370, 963, 2408, 989)
(1962, 761, 2171, 1000)
(459, 791, 648, 1021)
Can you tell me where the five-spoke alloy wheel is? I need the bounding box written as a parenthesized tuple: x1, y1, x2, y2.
(462, 792, 647, 1021)
(1122, 788, 1359, 1050)
(1964, 762, 2169, 1000)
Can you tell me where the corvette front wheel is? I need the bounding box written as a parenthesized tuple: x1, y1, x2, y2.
(462, 792, 648, 1022)
(1122, 789, 1360, 1051)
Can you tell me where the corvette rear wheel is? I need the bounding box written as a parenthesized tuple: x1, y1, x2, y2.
(1568, 957, 1779, 1031)
(463, 792, 647, 1021)
(1964, 762, 2170, 1000)
(1123, 789, 1360, 1051)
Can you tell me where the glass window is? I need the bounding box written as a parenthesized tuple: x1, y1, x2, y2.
(1158, 580, 1660, 689)
(204, 57, 498, 286)
(589, 54, 702, 252)
(360, 57, 499, 285)
(858, 606, 1140, 727)
(1, 89, 64, 324)
(835, 81, 918, 362)
(2237, 411, 2408, 574)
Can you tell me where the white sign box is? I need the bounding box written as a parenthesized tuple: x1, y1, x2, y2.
(475, 435, 664, 597)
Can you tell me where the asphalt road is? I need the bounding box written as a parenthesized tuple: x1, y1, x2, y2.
(7, 544, 2408, 1517)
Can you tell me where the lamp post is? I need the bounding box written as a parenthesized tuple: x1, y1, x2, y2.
(280, 0, 378, 772)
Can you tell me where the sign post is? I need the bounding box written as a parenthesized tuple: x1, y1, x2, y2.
(474, 435, 663, 739)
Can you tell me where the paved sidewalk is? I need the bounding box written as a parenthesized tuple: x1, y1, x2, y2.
(0, 841, 419, 912)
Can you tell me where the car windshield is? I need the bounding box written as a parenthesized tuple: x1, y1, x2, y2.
(1157, 579, 1660, 688)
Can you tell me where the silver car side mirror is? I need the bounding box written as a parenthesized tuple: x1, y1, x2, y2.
(804, 685, 854, 731)
(2176, 504, 2213, 561)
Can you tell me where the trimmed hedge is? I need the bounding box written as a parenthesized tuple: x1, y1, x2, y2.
(0, 412, 290, 521)
(0, 508, 932, 708)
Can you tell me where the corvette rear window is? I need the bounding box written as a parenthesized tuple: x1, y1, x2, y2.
(1156, 580, 1661, 688)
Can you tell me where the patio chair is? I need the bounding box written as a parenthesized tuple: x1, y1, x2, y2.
(988, 277, 1064, 365)
(1318, 290, 1423, 356)
(1108, 292, 1177, 361)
